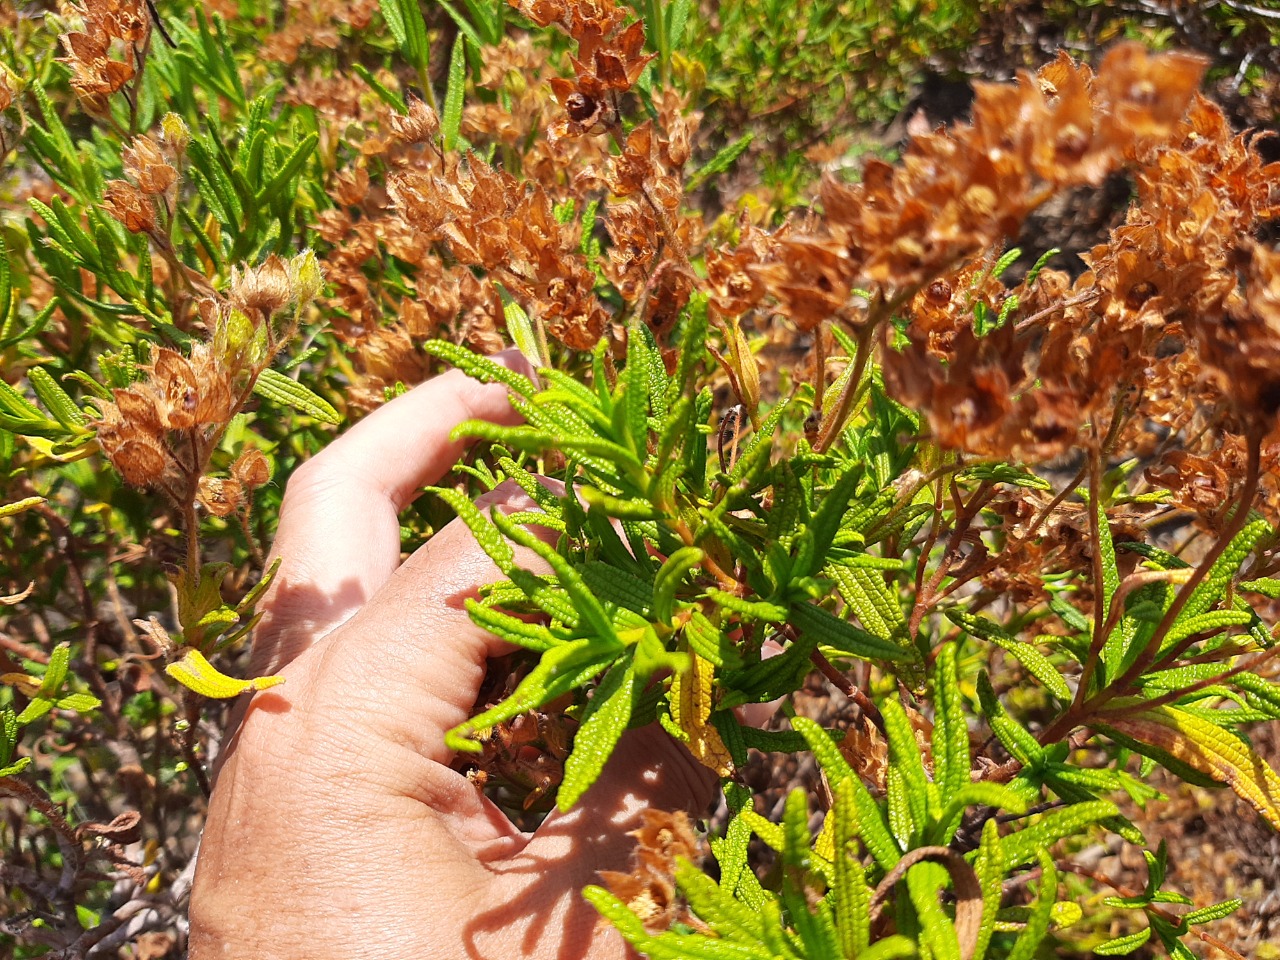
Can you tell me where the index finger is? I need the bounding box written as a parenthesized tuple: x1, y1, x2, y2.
(247, 351, 531, 676)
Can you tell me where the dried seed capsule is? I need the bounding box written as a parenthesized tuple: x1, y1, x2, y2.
(565, 92, 597, 123)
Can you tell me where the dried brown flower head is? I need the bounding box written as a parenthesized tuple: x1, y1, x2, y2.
(196, 476, 244, 517)
(102, 180, 155, 234)
(388, 98, 440, 144)
(123, 136, 177, 195)
(229, 255, 294, 319)
(510, 0, 654, 139)
(597, 810, 702, 934)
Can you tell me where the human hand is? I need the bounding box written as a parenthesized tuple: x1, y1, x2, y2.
(189, 355, 727, 960)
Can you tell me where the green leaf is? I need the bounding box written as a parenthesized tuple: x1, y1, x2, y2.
(976, 671, 1043, 768)
(906, 861, 960, 960)
(443, 36, 468, 152)
(1183, 519, 1271, 620)
(948, 610, 1070, 701)
(0, 757, 33, 777)
(353, 63, 409, 112)
(558, 655, 639, 809)
(882, 699, 929, 841)
(253, 369, 340, 424)
(831, 779, 872, 955)
(1094, 928, 1153, 955)
(380, 0, 428, 67)
(464, 599, 560, 651)
(492, 511, 619, 644)
(1006, 850, 1058, 960)
(931, 642, 970, 802)
(428, 341, 537, 395)
(707, 589, 786, 622)
(1025, 247, 1060, 286)
(0, 709, 17, 766)
(653, 547, 703, 625)
(16, 697, 54, 726)
(1000, 800, 1117, 870)
(828, 561, 901, 641)
(958, 462, 1050, 490)
(446, 638, 616, 752)
(38, 642, 71, 699)
(667, 0, 693, 49)
(28, 368, 89, 433)
(858, 936, 918, 960)
(501, 294, 548, 369)
(790, 600, 908, 662)
(792, 716, 900, 869)
(55, 693, 102, 713)
(255, 132, 319, 207)
(427, 487, 514, 572)
(688, 134, 754, 190)
(1182, 898, 1242, 926)
(0, 233, 12, 330)
(973, 819, 1005, 960)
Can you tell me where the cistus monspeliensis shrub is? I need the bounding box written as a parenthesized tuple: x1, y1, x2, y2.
(3, 0, 1280, 956)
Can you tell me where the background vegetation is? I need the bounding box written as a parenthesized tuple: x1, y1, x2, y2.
(3, 0, 1280, 957)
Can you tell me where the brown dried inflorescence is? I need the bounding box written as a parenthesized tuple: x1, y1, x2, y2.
(508, 0, 653, 140)
(875, 51, 1280, 462)
(93, 254, 318, 493)
(390, 154, 608, 350)
(94, 344, 235, 491)
(58, 0, 150, 108)
(597, 810, 702, 934)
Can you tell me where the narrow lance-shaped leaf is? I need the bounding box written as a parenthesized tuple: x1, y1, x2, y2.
(427, 486, 514, 572)
(688, 133, 754, 190)
(253, 368, 341, 424)
(423, 339, 539, 396)
(673, 858, 767, 944)
(832, 778, 872, 955)
(38, 643, 71, 698)
(1105, 704, 1280, 829)
(932, 642, 970, 802)
(558, 655, 639, 809)
(464, 599, 560, 652)
(653, 547, 703, 625)
(948, 610, 1070, 701)
(28, 368, 89, 432)
(1182, 519, 1271, 620)
(906, 861, 961, 960)
(447, 638, 616, 752)
(491, 510, 619, 643)
(793, 715, 900, 869)
(443, 36, 467, 151)
(973, 819, 1005, 960)
(976, 671, 1043, 768)
(1000, 800, 1117, 870)
(789, 599, 908, 662)
(1093, 928, 1153, 956)
(1006, 850, 1059, 960)
(882, 699, 929, 841)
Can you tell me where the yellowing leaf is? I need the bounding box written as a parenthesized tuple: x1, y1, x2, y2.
(670, 652, 733, 776)
(1107, 705, 1280, 829)
(165, 647, 284, 699)
(1, 672, 41, 697)
(2, 582, 34, 605)
(0, 496, 45, 519)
